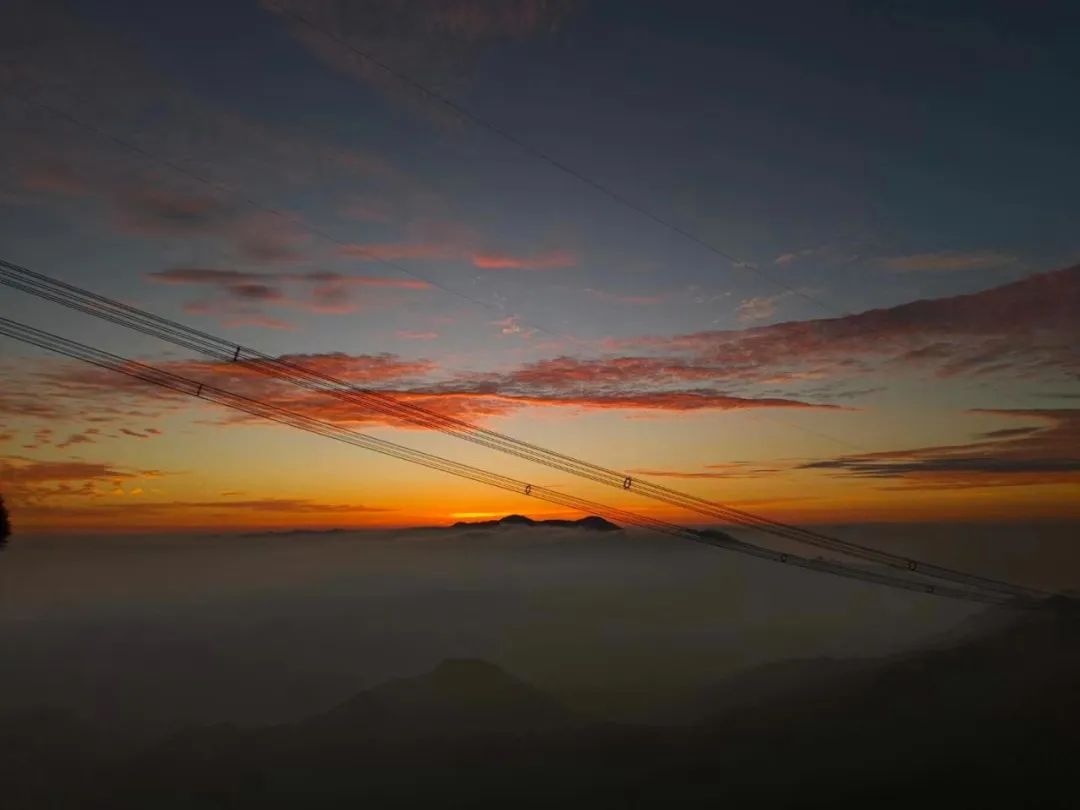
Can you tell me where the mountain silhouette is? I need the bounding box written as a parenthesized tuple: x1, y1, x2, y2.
(301, 658, 579, 739)
(451, 514, 620, 532)
(6, 603, 1078, 808)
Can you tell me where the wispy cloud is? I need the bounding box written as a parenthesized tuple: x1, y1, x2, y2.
(801, 409, 1080, 490)
(263, 0, 579, 125)
(736, 293, 788, 324)
(0, 456, 172, 503)
(339, 242, 578, 270)
(396, 330, 440, 341)
(586, 288, 665, 305)
(625, 463, 780, 480)
(606, 265, 1080, 386)
(471, 249, 577, 270)
(880, 250, 1014, 273)
(149, 266, 432, 325)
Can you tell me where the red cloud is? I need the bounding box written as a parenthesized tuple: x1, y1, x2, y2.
(339, 242, 578, 271)
(471, 250, 577, 270)
(214, 387, 838, 432)
(504, 356, 721, 388)
(167, 352, 437, 386)
(26, 268, 1070, 439)
(9, 343, 833, 438)
(604, 265, 1080, 386)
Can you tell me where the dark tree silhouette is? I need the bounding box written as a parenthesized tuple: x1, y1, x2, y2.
(0, 495, 10, 550)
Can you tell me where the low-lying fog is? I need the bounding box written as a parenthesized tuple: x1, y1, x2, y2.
(1, 521, 1075, 738)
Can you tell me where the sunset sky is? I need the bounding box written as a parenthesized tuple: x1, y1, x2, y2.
(1, 0, 1078, 533)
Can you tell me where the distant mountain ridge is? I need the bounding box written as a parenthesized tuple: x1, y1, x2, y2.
(302, 658, 579, 739)
(450, 514, 621, 531)
(239, 515, 621, 537)
(4, 605, 1079, 808)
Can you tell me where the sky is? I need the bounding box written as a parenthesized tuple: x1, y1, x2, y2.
(1, 0, 1078, 534)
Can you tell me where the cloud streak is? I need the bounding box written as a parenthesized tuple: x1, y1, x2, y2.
(263, 0, 579, 125)
(605, 265, 1080, 387)
(802, 409, 1080, 490)
(149, 266, 433, 325)
(0, 456, 170, 503)
(880, 250, 1014, 273)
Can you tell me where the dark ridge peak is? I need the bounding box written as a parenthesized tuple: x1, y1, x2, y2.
(451, 514, 621, 531)
(499, 514, 535, 525)
(576, 515, 620, 531)
(432, 658, 506, 676)
(304, 657, 578, 737)
(427, 658, 522, 690)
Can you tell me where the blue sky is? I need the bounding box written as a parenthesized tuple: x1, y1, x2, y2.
(1, 0, 1077, 531)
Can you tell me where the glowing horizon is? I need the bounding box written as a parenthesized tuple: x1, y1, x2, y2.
(1, 0, 1077, 536)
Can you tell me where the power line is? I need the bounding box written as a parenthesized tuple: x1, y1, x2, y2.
(0, 258, 1049, 602)
(0, 315, 1044, 608)
(263, 1, 847, 317)
(7, 88, 566, 342)
(9, 81, 879, 459)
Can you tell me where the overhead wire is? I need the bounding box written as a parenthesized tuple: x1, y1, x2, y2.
(7, 76, 889, 463)
(0, 18, 1048, 602)
(6, 87, 566, 342)
(0, 258, 1049, 602)
(0, 314, 1044, 609)
(262, 0, 847, 318)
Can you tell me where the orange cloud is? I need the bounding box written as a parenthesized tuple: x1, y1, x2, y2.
(0, 456, 172, 506)
(471, 250, 577, 270)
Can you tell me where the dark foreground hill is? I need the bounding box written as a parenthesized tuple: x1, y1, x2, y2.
(451, 514, 621, 531)
(2, 601, 1077, 809)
